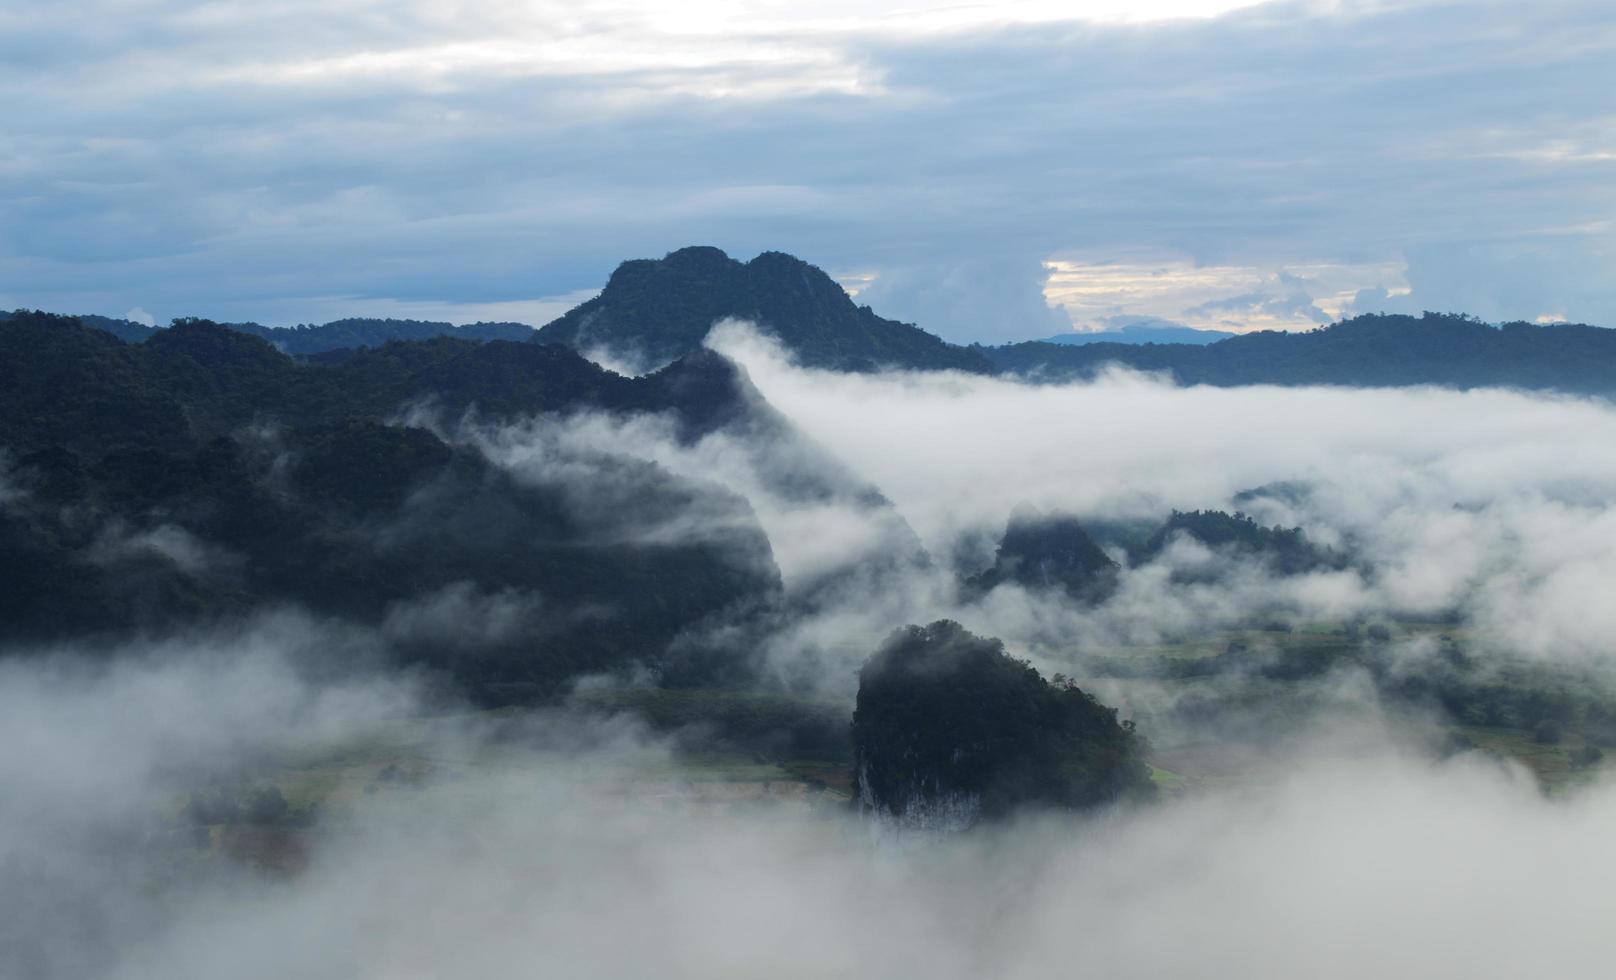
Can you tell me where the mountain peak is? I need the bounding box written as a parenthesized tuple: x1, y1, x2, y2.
(537, 247, 995, 374)
(664, 244, 734, 266)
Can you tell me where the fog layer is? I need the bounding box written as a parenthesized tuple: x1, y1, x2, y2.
(704, 322, 1616, 666)
(9, 324, 1616, 978)
(5, 639, 1616, 979)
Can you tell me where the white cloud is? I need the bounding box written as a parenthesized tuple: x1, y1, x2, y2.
(6, 635, 1616, 979)
(1044, 254, 1409, 333)
(3, 0, 1613, 331)
(709, 321, 1616, 664)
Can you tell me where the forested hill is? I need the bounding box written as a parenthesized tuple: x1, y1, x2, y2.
(232, 317, 537, 353)
(533, 246, 997, 374)
(0, 312, 798, 690)
(0, 311, 536, 354)
(0, 313, 765, 457)
(982, 313, 1616, 395)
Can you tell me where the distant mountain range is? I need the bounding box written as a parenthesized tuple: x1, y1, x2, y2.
(984, 314, 1616, 395)
(7, 246, 1615, 395)
(1042, 321, 1235, 346)
(0, 312, 538, 352)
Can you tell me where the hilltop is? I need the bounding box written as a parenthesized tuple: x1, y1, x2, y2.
(533, 246, 996, 374)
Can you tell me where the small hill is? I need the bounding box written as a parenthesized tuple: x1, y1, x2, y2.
(968, 506, 1119, 602)
(852, 621, 1151, 829)
(534, 246, 996, 374)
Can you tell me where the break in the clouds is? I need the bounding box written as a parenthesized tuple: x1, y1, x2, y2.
(1, 0, 1612, 339)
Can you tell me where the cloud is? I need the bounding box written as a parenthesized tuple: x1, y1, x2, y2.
(5, 320, 1616, 976)
(380, 582, 564, 651)
(704, 323, 1616, 672)
(1183, 270, 1333, 327)
(856, 253, 1072, 344)
(1, 1, 1611, 333)
(6, 629, 1616, 979)
(1044, 255, 1407, 333)
(87, 522, 236, 577)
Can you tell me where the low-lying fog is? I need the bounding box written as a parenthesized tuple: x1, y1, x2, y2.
(709, 322, 1616, 660)
(6, 640, 1616, 979)
(7, 322, 1616, 977)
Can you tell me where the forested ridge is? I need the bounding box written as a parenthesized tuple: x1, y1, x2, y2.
(13, 251, 1615, 395)
(982, 312, 1616, 395)
(0, 312, 784, 692)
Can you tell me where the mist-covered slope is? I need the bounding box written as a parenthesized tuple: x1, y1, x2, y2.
(967, 507, 1119, 603)
(0, 313, 788, 456)
(534, 246, 997, 374)
(0, 313, 820, 690)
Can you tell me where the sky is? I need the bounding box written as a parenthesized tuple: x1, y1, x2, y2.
(2, 0, 1613, 341)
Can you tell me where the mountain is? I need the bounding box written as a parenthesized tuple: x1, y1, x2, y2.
(535, 253, 1616, 395)
(0, 313, 782, 458)
(1042, 321, 1235, 346)
(984, 313, 1616, 396)
(0, 312, 798, 692)
(967, 506, 1120, 603)
(15, 255, 1616, 397)
(0, 311, 938, 694)
(852, 620, 1151, 829)
(533, 246, 996, 374)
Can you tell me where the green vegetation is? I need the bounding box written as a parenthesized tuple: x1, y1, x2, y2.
(0, 313, 784, 686)
(852, 621, 1153, 823)
(231, 317, 535, 354)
